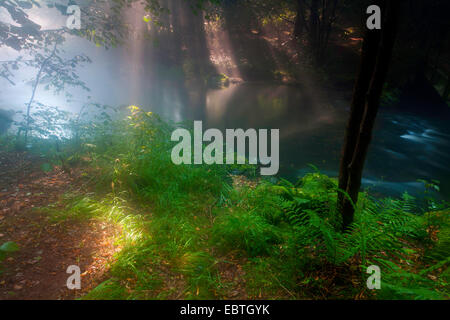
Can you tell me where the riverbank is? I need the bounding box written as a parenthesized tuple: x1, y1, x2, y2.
(1, 110, 448, 300)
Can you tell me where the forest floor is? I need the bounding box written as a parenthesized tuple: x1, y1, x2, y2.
(0, 151, 254, 300)
(0, 151, 121, 299)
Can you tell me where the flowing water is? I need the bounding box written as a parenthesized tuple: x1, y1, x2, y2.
(191, 83, 450, 200)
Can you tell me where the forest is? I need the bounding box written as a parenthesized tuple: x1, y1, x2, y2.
(0, 0, 449, 301)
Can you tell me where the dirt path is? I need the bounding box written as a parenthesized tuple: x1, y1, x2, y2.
(0, 151, 120, 300)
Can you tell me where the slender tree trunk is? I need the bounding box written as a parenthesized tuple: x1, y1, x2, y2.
(74, 104, 88, 145)
(339, 0, 401, 230)
(294, 0, 304, 37)
(320, 0, 338, 59)
(318, 0, 327, 50)
(308, 0, 339, 61)
(309, 0, 319, 51)
(24, 43, 57, 146)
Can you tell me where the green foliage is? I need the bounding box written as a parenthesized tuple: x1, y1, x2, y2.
(28, 107, 449, 300)
(381, 84, 401, 106)
(0, 242, 20, 267)
(206, 73, 230, 89)
(212, 209, 281, 257)
(40, 162, 53, 173)
(0, 242, 19, 254)
(82, 280, 128, 300)
(211, 171, 449, 299)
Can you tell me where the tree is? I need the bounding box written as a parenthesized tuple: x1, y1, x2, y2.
(338, 0, 401, 230)
(309, 0, 320, 46)
(308, 0, 339, 60)
(21, 36, 90, 146)
(0, 109, 14, 135)
(294, 0, 306, 37)
(1, 2, 92, 146)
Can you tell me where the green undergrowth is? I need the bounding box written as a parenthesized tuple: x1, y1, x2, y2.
(34, 107, 449, 300)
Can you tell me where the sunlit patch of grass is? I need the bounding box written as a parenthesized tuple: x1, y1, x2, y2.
(144, 211, 222, 299)
(40, 192, 148, 244)
(42, 188, 224, 299)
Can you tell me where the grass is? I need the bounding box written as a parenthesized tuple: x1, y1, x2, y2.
(10, 106, 450, 300)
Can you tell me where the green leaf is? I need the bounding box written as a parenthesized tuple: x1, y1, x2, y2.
(0, 241, 20, 253)
(41, 163, 52, 173)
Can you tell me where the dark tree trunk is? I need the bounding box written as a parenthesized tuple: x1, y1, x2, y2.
(320, 0, 338, 59)
(337, 28, 381, 218)
(337, 0, 384, 215)
(308, 0, 339, 61)
(309, 0, 319, 49)
(294, 0, 305, 37)
(338, 0, 401, 230)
